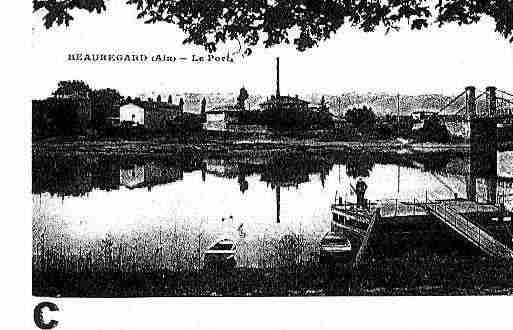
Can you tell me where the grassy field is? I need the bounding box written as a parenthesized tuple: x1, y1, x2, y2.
(33, 252, 513, 297)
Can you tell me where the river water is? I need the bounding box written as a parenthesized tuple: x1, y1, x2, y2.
(32, 149, 513, 271)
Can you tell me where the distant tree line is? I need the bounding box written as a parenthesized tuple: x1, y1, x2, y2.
(345, 106, 376, 131)
(343, 105, 451, 142)
(33, 80, 123, 138)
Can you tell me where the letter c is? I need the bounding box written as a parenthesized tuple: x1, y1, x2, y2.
(34, 302, 59, 329)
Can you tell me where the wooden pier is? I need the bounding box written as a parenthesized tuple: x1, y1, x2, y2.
(331, 198, 513, 261)
(421, 200, 513, 259)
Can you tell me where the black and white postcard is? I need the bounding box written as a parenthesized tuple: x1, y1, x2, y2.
(23, 0, 513, 329)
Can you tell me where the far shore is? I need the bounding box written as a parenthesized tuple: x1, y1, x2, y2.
(32, 136, 488, 158)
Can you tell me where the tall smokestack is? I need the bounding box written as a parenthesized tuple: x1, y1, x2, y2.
(276, 57, 280, 98)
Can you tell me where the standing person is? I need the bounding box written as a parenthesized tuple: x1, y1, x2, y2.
(355, 177, 368, 209)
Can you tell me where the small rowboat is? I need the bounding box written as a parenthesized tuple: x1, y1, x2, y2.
(320, 232, 352, 264)
(204, 238, 236, 268)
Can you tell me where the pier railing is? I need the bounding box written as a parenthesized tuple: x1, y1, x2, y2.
(353, 208, 381, 268)
(423, 200, 513, 259)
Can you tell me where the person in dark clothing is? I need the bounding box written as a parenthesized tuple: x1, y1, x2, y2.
(355, 178, 368, 209)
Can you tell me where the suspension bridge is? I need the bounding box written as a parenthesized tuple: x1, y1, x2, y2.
(432, 86, 513, 202)
(433, 86, 513, 142)
(436, 87, 513, 121)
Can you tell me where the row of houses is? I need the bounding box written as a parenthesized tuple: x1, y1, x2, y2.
(34, 57, 331, 136)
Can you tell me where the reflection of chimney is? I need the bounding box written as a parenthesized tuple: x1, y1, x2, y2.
(276, 57, 280, 98)
(276, 185, 281, 223)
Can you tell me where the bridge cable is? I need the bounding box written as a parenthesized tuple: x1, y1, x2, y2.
(437, 90, 466, 115)
(498, 89, 513, 99)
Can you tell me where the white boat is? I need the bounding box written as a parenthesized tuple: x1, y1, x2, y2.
(204, 238, 236, 268)
(320, 232, 352, 264)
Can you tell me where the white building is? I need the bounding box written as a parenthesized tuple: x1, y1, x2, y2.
(120, 103, 145, 126)
(203, 105, 241, 131)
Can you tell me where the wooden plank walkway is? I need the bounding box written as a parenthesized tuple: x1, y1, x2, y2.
(333, 199, 502, 219)
(422, 201, 513, 259)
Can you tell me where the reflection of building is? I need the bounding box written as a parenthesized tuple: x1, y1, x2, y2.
(33, 157, 195, 197)
(143, 163, 183, 188)
(120, 165, 145, 188)
(120, 162, 184, 190)
(204, 159, 240, 178)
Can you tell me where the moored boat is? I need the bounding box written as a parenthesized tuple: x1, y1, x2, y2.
(320, 231, 352, 264)
(204, 238, 237, 268)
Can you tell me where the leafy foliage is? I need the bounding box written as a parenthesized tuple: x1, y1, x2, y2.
(53, 80, 91, 98)
(32, 98, 81, 136)
(415, 114, 451, 142)
(34, 0, 106, 29)
(34, 1, 513, 53)
(237, 87, 249, 109)
(345, 106, 376, 130)
(91, 88, 123, 128)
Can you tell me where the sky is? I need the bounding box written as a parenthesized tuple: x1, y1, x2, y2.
(32, 0, 513, 99)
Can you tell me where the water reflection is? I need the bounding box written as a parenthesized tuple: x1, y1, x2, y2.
(33, 156, 195, 197)
(32, 149, 513, 272)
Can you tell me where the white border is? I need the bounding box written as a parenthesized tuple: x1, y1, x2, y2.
(2, 1, 512, 329)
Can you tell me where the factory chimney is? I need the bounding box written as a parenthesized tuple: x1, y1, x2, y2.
(276, 57, 280, 98)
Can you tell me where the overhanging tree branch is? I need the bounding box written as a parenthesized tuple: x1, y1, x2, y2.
(34, 0, 513, 53)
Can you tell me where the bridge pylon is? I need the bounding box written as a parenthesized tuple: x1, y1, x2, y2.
(486, 86, 497, 118)
(465, 86, 476, 119)
(469, 85, 497, 181)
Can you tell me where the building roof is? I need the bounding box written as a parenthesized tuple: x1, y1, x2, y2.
(121, 101, 181, 113)
(206, 104, 243, 114)
(260, 95, 309, 107)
